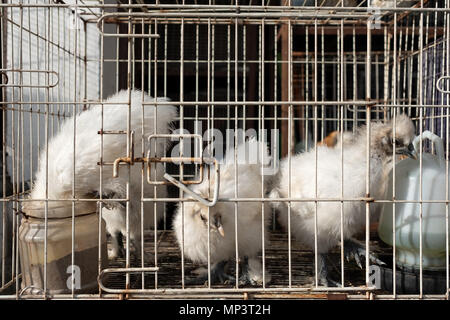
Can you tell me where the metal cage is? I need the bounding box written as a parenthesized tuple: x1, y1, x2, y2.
(0, 0, 449, 300)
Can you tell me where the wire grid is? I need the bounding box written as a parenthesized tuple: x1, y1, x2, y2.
(0, 0, 449, 299)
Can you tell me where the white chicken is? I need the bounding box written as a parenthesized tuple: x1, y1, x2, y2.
(270, 114, 416, 286)
(172, 137, 272, 285)
(317, 130, 355, 148)
(29, 90, 177, 260)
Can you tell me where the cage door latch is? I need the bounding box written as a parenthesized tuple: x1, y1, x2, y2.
(146, 133, 220, 207)
(163, 157, 220, 207)
(112, 133, 220, 207)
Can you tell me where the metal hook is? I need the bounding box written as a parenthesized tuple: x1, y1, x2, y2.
(0, 69, 59, 88)
(436, 76, 450, 94)
(97, 13, 160, 38)
(112, 131, 135, 178)
(97, 267, 159, 294)
(19, 285, 46, 297)
(0, 71, 8, 85)
(164, 157, 220, 207)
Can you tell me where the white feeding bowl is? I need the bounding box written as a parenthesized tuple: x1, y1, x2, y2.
(378, 131, 449, 270)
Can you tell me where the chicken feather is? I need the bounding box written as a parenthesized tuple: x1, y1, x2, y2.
(29, 90, 177, 259)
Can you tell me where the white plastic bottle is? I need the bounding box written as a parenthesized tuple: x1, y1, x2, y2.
(378, 131, 449, 270)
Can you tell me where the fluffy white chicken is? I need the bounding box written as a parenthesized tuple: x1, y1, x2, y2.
(270, 114, 416, 286)
(101, 161, 167, 259)
(172, 137, 272, 285)
(318, 130, 355, 148)
(30, 90, 177, 259)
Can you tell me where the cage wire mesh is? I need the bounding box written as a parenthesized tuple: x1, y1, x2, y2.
(0, 0, 449, 299)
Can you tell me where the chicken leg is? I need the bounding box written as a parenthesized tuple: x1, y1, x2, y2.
(317, 253, 341, 287)
(344, 238, 386, 269)
(238, 256, 253, 286)
(186, 260, 235, 285)
(108, 231, 125, 259)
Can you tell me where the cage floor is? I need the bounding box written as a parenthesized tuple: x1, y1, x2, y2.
(104, 229, 389, 292)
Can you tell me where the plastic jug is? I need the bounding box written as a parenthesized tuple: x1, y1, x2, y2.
(378, 131, 449, 270)
(18, 202, 108, 294)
